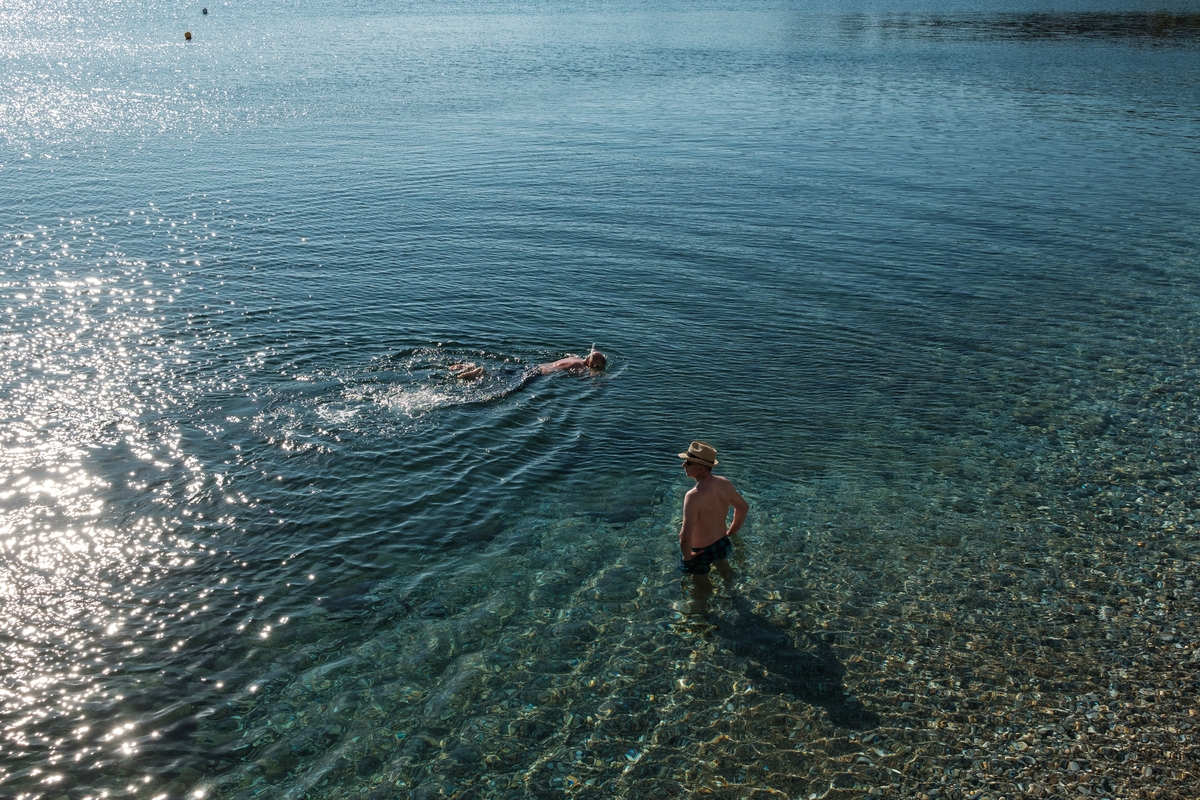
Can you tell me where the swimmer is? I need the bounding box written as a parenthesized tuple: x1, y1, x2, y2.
(537, 350, 607, 375)
(447, 349, 606, 383)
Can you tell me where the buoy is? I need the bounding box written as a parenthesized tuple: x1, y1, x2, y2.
(202, 7, 208, 13)
(184, 31, 192, 40)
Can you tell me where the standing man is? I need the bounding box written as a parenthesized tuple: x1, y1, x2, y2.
(677, 441, 749, 613)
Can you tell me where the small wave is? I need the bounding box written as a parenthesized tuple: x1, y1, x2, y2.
(257, 347, 543, 450)
(375, 384, 462, 417)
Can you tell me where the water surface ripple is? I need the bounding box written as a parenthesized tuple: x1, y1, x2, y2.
(2, 0, 1199, 798)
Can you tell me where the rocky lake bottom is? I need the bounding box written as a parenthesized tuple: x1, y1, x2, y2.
(75, 310, 1194, 800)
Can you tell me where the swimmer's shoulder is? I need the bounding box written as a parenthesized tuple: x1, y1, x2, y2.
(712, 474, 740, 495)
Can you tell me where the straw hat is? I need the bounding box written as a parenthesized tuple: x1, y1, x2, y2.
(678, 441, 718, 467)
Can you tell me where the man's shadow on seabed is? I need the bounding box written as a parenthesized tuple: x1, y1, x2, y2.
(711, 596, 879, 729)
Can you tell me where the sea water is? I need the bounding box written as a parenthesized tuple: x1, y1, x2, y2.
(2, 0, 1199, 798)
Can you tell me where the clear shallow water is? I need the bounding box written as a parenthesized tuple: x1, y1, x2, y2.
(2, 1, 1199, 798)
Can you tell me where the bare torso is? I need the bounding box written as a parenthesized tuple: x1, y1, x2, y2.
(680, 473, 749, 555)
(537, 355, 588, 375)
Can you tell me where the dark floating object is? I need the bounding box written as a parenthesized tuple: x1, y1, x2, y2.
(184, 30, 192, 40)
(202, 7, 207, 13)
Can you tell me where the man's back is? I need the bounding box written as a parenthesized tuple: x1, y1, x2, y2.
(684, 474, 747, 550)
(537, 355, 587, 374)
(676, 441, 749, 613)
(538, 350, 607, 374)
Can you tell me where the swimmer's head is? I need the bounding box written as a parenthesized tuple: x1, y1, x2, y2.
(584, 351, 607, 370)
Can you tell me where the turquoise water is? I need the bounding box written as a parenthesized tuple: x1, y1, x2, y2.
(3, 1, 1200, 798)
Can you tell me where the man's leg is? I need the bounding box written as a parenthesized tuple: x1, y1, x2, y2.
(713, 558, 734, 588)
(690, 572, 714, 614)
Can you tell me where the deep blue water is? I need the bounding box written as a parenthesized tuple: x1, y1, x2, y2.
(2, 1, 1199, 798)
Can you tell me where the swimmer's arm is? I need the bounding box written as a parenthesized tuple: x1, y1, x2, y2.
(679, 492, 698, 559)
(449, 364, 483, 379)
(726, 487, 749, 538)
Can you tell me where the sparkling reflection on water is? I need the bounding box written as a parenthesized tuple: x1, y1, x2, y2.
(0, 213, 215, 790)
(2, 0, 1200, 798)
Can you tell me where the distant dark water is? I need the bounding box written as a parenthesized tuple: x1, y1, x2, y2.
(2, 0, 1198, 797)
(866, 10, 1200, 41)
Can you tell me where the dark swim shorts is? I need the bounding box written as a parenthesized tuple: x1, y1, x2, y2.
(680, 536, 733, 574)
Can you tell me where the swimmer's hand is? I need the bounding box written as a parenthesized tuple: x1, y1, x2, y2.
(448, 363, 484, 380)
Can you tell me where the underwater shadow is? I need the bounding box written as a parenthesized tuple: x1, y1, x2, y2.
(712, 597, 878, 729)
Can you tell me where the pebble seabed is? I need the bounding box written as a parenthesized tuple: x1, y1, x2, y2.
(35, 321, 1200, 800)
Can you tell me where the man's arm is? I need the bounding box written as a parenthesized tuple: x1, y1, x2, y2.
(449, 364, 484, 379)
(679, 491, 697, 558)
(725, 485, 749, 538)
